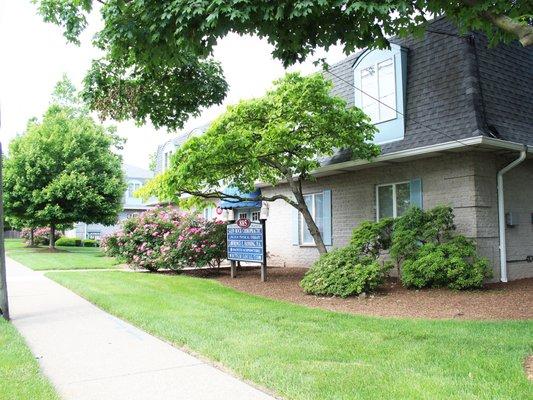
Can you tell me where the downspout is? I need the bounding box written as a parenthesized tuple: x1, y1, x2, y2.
(497, 145, 527, 282)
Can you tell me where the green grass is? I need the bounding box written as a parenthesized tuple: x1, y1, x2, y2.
(5, 239, 118, 270)
(0, 319, 59, 400)
(46, 271, 532, 400)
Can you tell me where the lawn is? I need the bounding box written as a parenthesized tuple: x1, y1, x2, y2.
(5, 239, 118, 270)
(0, 319, 59, 400)
(47, 271, 533, 400)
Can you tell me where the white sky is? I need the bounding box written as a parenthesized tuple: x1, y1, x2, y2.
(0, 0, 347, 169)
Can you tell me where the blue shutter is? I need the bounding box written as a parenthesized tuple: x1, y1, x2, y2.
(292, 206, 300, 245)
(409, 178, 423, 209)
(322, 189, 332, 246)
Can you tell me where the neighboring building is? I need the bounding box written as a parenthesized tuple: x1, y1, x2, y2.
(153, 17, 532, 282)
(67, 164, 154, 239)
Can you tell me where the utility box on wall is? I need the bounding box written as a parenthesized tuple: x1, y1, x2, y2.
(505, 212, 516, 227)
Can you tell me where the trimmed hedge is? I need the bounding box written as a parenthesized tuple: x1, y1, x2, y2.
(82, 239, 99, 247)
(55, 237, 82, 247)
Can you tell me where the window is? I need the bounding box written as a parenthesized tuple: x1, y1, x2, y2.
(360, 58, 396, 123)
(203, 207, 214, 220)
(299, 193, 324, 245)
(163, 150, 173, 171)
(238, 212, 248, 220)
(376, 182, 411, 220)
(127, 181, 142, 198)
(251, 211, 260, 222)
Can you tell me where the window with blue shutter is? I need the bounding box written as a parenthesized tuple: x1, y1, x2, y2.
(292, 189, 333, 246)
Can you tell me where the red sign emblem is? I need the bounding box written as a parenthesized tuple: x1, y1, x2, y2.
(215, 206, 223, 215)
(236, 218, 251, 229)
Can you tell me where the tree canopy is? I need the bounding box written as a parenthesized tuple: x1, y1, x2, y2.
(141, 73, 380, 253)
(35, 1, 531, 131)
(3, 78, 126, 248)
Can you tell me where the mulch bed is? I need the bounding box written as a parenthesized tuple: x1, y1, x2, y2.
(184, 266, 533, 320)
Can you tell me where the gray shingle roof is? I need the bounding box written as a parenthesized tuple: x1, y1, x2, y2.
(324, 16, 532, 157)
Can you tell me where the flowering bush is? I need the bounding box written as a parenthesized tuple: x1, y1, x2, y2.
(21, 227, 62, 246)
(164, 218, 227, 270)
(101, 206, 227, 271)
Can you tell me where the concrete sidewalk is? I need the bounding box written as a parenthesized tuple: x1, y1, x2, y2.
(6, 257, 276, 400)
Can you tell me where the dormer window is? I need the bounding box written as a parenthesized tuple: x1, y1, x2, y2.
(353, 44, 407, 144)
(360, 58, 396, 123)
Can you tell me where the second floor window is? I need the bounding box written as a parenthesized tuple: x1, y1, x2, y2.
(360, 58, 396, 123)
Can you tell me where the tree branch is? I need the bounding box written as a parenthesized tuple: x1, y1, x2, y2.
(461, 0, 533, 46)
(180, 189, 298, 208)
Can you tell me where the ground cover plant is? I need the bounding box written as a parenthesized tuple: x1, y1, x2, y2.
(5, 239, 117, 271)
(0, 319, 59, 400)
(46, 270, 533, 400)
(102, 206, 227, 271)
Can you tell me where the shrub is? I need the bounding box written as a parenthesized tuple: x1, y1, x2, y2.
(401, 236, 492, 290)
(101, 207, 227, 271)
(350, 218, 394, 257)
(391, 206, 455, 263)
(101, 233, 121, 256)
(82, 239, 99, 247)
(300, 247, 392, 297)
(112, 207, 186, 271)
(56, 237, 82, 247)
(164, 218, 228, 270)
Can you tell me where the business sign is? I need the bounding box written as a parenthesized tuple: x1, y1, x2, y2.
(227, 221, 264, 263)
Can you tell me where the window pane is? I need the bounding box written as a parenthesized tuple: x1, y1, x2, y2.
(314, 193, 324, 234)
(378, 185, 393, 219)
(396, 183, 411, 216)
(361, 66, 379, 122)
(300, 194, 322, 244)
(378, 58, 396, 121)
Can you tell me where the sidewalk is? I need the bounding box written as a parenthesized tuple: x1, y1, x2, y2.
(6, 257, 276, 400)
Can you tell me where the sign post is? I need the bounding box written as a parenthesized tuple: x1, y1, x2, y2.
(227, 218, 267, 281)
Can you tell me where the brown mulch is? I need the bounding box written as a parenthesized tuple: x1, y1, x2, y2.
(184, 266, 533, 320)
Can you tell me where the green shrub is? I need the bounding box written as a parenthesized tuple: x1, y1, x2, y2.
(401, 236, 492, 290)
(350, 218, 394, 257)
(300, 247, 391, 297)
(55, 237, 82, 247)
(390, 206, 455, 263)
(82, 239, 99, 247)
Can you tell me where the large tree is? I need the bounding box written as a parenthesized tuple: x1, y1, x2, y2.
(141, 73, 379, 254)
(35, 1, 532, 130)
(3, 79, 126, 249)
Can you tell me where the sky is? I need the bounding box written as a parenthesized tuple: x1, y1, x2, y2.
(0, 1, 347, 169)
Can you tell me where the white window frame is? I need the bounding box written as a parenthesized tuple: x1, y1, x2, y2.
(127, 180, 142, 198)
(251, 211, 260, 222)
(163, 150, 173, 171)
(299, 192, 323, 245)
(360, 57, 397, 124)
(376, 181, 409, 220)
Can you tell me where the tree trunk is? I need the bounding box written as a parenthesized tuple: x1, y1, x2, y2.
(289, 183, 328, 255)
(30, 228, 34, 247)
(49, 224, 56, 249)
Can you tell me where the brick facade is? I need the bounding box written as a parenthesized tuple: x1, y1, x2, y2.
(262, 152, 533, 280)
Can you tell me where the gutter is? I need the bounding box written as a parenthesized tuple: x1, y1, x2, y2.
(497, 145, 528, 283)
